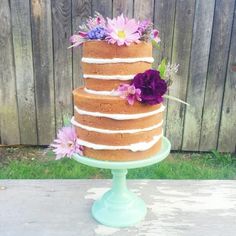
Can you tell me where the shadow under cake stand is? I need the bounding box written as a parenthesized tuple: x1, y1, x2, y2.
(73, 136, 171, 227)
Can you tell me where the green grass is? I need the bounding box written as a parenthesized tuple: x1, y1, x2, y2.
(0, 147, 235, 179)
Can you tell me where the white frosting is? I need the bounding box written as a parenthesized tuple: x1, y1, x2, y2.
(83, 74, 135, 80)
(82, 57, 154, 64)
(84, 88, 118, 96)
(76, 132, 163, 152)
(74, 105, 165, 120)
(71, 116, 163, 134)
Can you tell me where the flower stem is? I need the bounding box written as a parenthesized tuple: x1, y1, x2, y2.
(164, 94, 190, 106)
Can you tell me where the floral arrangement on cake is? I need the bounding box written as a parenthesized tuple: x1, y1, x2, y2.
(114, 61, 183, 106)
(69, 12, 160, 47)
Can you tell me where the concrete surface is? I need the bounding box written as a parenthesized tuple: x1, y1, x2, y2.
(0, 180, 236, 236)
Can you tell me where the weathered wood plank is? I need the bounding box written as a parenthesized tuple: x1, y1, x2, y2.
(31, 0, 55, 145)
(200, 0, 235, 151)
(52, 0, 73, 130)
(182, 0, 215, 151)
(10, 0, 37, 144)
(92, 0, 112, 18)
(154, 0, 176, 135)
(113, 0, 133, 18)
(72, 0, 92, 89)
(154, 0, 176, 65)
(0, 0, 20, 144)
(165, 0, 195, 150)
(133, 0, 154, 20)
(218, 5, 236, 153)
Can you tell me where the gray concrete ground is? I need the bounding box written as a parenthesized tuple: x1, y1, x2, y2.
(0, 180, 235, 236)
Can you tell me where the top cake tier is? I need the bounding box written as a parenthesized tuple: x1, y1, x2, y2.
(82, 41, 153, 91)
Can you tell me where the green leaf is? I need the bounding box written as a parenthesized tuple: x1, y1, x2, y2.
(151, 39, 160, 49)
(158, 58, 167, 78)
(63, 114, 71, 126)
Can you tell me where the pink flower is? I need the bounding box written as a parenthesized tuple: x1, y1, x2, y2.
(69, 31, 87, 48)
(151, 29, 161, 43)
(106, 14, 140, 46)
(50, 126, 83, 160)
(116, 84, 142, 105)
(86, 12, 106, 29)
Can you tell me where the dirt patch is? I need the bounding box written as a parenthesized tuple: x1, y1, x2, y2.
(0, 146, 52, 166)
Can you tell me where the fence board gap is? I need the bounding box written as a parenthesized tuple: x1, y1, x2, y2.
(182, 0, 215, 151)
(31, 0, 55, 145)
(72, 0, 92, 90)
(92, 0, 112, 18)
(165, 0, 195, 150)
(113, 0, 133, 18)
(11, 0, 37, 144)
(199, 0, 235, 151)
(218, 5, 236, 153)
(52, 0, 73, 130)
(154, 0, 176, 135)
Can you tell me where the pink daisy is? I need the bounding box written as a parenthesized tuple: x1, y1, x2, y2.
(50, 126, 83, 160)
(106, 14, 140, 46)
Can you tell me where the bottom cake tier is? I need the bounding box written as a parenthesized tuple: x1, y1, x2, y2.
(72, 88, 165, 161)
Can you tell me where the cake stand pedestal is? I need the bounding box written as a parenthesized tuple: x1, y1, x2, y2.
(73, 136, 171, 228)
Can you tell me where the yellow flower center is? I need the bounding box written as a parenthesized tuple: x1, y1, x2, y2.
(117, 30, 126, 39)
(67, 141, 73, 148)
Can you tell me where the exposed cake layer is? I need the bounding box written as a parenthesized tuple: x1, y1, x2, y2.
(82, 41, 153, 91)
(73, 88, 163, 114)
(83, 41, 152, 58)
(84, 78, 131, 91)
(73, 121, 162, 145)
(74, 112, 163, 130)
(73, 88, 164, 161)
(82, 140, 162, 161)
(82, 62, 151, 76)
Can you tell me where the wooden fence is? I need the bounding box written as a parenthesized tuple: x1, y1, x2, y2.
(0, 0, 235, 152)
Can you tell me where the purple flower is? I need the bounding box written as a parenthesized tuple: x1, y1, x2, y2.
(50, 126, 83, 160)
(138, 19, 151, 34)
(87, 26, 107, 40)
(116, 84, 142, 105)
(131, 69, 167, 105)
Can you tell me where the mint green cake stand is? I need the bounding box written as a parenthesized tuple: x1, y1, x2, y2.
(73, 136, 171, 228)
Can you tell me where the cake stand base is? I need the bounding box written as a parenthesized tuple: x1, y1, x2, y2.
(73, 137, 171, 227)
(92, 169, 146, 227)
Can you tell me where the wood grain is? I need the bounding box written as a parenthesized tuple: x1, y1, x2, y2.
(134, 0, 154, 20)
(31, 0, 55, 145)
(182, 0, 215, 151)
(218, 5, 236, 153)
(10, 0, 37, 144)
(200, 0, 235, 151)
(52, 0, 73, 130)
(92, 0, 112, 18)
(165, 0, 196, 150)
(154, 0, 176, 134)
(72, 0, 92, 89)
(154, 0, 176, 65)
(0, 0, 20, 144)
(113, 0, 133, 18)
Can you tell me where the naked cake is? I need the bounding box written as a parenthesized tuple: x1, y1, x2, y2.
(51, 13, 180, 161)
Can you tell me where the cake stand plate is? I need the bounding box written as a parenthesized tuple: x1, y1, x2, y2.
(73, 136, 171, 227)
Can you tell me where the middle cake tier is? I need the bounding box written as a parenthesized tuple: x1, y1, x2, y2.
(72, 88, 165, 161)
